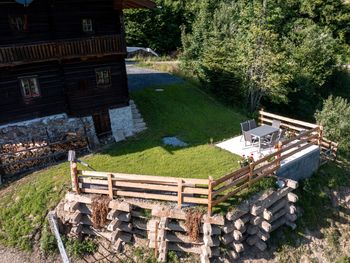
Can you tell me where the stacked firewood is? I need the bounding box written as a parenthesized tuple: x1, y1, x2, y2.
(0, 134, 88, 176)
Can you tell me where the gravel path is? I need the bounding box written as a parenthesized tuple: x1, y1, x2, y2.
(0, 245, 61, 263)
(126, 62, 184, 91)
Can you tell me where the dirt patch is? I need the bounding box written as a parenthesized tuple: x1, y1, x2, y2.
(330, 187, 350, 209)
(0, 245, 60, 263)
(184, 210, 203, 242)
(91, 195, 110, 229)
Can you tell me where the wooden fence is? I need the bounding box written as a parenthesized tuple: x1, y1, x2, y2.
(69, 110, 338, 215)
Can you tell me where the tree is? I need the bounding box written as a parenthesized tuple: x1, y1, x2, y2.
(189, 0, 291, 111)
(315, 96, 350, 151)
(124, 0, 199, 54)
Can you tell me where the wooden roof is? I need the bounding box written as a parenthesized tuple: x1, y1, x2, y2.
(120, 0, 156, 9)
(1, 0, 157, 9)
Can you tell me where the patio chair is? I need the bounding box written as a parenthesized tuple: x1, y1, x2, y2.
(240, 121, 250, 141)
(262, 131, 279, 148)
(272, 119, 281, 129)
(279, 129, 286, 141)
(248, 119, 257, 130)
(243, 131, 258, 147)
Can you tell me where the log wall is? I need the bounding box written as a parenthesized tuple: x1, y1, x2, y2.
(56, 178, 299, 262)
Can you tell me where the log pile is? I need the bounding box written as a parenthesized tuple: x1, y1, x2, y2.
(56, 179, 299, 262)
(221, 179, 298, 261)
(0, 134, 88, 177)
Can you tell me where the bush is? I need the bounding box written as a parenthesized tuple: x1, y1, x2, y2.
(40, 223, 57, 256)
(315, 96, 350, 152)
(64, 237, 98, 258)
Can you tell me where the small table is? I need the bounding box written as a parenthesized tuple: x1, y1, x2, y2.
(247, 125, 279, 152)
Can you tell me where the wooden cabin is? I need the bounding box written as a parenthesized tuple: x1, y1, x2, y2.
(0, 0, 155, 139)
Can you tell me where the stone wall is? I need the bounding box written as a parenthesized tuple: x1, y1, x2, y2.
(108, 106, 134, 142)
(0, 113, 99, 148)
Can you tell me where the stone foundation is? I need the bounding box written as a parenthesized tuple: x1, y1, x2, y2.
(0, 113, 99, 148)
(109, 106, 134, 142)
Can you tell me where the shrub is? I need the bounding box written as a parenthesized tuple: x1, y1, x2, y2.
(315, 96, 350, 152)
(40, 223, 57, 256)
(64, 237, 98, 258)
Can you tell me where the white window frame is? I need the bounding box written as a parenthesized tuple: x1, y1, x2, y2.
(95, 68, 111, 87)
(19, 76, 41, 99)
(82, 18, 93, 33)
(9, 15, 27, 32)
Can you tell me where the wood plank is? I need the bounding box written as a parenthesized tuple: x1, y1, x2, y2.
(64, 192, 131, 212)
(79, 178, 208, 195)
(259, 110, 318, 129)
(212, 166, 250, 187)
(211, 182, 250, 206)
(108, 174, 113, 199)
(80, 170, 209, 185)
(151, 207, 225, 225)
(212, 174, 249, 197)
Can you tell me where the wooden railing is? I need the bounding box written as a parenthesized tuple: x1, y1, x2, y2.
(259, 109, 338, 162)
(70, 165, 211, 208)
(69, 111, 338, 215)
(0, 34, 126, 66)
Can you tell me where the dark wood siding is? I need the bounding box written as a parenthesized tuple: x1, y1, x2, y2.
(0, 61, 65, 124)
(64, 56, 129, 116)
(0, 0, 129, 125)
(0, 0, 52, 45)
(0, 0, 121, 45)
(51, 0, 121, 40)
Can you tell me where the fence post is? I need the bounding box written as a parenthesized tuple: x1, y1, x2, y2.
(249, 162, 255, 187)
(259, 108, 264, 126)
(276, 141, 283, 168)
(177, 179, 183, 209)
(108, 174, 113, 199)
(318, 125, 324, 146)
(207, 176, 213, 216)
(70, 160, 80, 194)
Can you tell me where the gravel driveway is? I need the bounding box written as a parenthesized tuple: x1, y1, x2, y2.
(126, 62, 184, 91)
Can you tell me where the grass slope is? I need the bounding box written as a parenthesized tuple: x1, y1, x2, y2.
(0, 83, 245, 250)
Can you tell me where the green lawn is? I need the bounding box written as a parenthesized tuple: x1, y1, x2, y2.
(0, 83, 246, 250)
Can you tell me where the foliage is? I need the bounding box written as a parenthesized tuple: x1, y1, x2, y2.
(63, 237, 97, 258)
(124, 0, 199, 54)
(181, 0, 348, 114)
(40, 222, 57, 255)
(315, 95, 350, 152)
(0, 164, 69, 250)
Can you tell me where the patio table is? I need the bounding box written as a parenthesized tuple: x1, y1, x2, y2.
(247, 125, 279, 152)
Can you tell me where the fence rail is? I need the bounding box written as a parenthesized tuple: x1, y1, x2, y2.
(0, 34, 126, 66)
(69, 110, 338, 215)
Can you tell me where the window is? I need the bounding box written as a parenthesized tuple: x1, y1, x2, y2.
(82, 18, 93, 33)
(95, 68, 111, 87)
(19, 77, 40, 99)
(9, 15, 27, 32)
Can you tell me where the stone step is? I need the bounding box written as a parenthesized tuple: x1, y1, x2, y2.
(132, 112, 142, 119)
(133, 127, 147, 133)
(130, 100, 147, 134)
(133, 119, 145, 125)
(131, 108, 140, 114)
(134, 123, 147, 129)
